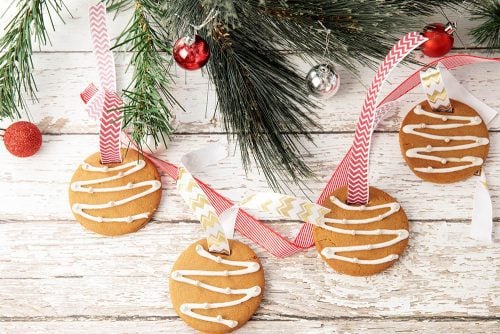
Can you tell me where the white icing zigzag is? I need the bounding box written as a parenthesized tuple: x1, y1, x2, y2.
(171, 244, 262, 329)
(320, 197, 409, 265)
(402, 104, 489, 174)
(70, 160, 162, 223)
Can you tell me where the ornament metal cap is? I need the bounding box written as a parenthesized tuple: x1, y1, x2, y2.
(444, 22, 457, 35)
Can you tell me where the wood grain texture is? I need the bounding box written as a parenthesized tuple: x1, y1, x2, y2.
(1, 51, 499, 135)
(1, 1, 500, 135)
(0, 0, 499, 332)
(1, 133, 499, 222)
(0, 221, 498, 320)
(2, 319, 499, 334)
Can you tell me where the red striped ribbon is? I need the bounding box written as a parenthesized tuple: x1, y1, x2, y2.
(84, 3, 122, 164)
(346, 32, 428, 204)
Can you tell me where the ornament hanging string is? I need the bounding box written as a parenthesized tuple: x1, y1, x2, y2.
(317, 20, 331, 59)
(174, 8, 218, 36)
(191, 8, 218, 33)
(437, 5, 467, 49)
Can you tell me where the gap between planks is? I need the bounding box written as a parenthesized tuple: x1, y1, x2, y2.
(1, 315, 498, 322)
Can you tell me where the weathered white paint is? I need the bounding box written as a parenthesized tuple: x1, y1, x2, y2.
(0, 221, 498, 318)
(0, 0, 499, 332)
(0, 133, 499, 222)
(2, 320, 499, 334)
(0, 52, 499, 135)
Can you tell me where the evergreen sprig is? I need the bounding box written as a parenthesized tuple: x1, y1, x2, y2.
(162, 0, 470, 190)
(0, 0, 66, 119)
(470, 0, 500, 49)
(257, 0, 471, 70)
(164, 1, 320, 189)
(107, 0, 182, 151)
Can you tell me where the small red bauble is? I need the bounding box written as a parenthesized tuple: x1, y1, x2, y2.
(3, 121, 42, 157)
(421, 23, 455, 57)
(173, 34, 210, 70)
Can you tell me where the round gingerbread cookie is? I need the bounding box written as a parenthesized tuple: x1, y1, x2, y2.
(399, 99, 490, 183)
(68, 148, 162, 236)
(313, 186, 409, 276)
(170, 239, 265, 334)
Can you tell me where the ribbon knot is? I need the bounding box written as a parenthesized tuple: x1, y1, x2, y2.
(80, 82, 123, 164)
(81, 3, 123, 164)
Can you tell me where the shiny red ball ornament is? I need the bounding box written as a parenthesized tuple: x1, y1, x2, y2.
(421, 23, 455, 57)
(173, 34, 210, 70)
(3, 121, 42, 157)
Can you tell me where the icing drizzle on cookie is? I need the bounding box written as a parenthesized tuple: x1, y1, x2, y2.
(70, 160, 162, 223)
(402, 104, 489, 173)
(171, 244, 261, 329)
(320, 196, 409, 265)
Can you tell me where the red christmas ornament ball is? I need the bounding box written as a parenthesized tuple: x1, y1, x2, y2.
(173, 34, 210, 70)
(421, 23, 454, 57)
(3, 121, 42, 157)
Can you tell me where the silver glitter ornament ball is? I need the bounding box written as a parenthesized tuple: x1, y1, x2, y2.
(306, 64, 340, 99)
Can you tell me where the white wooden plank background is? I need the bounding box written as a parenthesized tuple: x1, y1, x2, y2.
(1, 1, 499, 333)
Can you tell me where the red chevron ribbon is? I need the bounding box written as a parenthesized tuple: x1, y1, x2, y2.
(89, 3, 116, 92)
(82, 3, 122, 164)
(346, 32, 428, 204)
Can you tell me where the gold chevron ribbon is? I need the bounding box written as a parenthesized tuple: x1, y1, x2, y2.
(420, 67, 453, 113)
(426, 88, 449, 103)
(177, 167, 230, 254)
(240, 193, 330, 225)
(420, 71, 442, 87)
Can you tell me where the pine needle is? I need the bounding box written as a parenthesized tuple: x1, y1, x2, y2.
(162, 0, 470, 190)
(0, 0, 66, 119)
(107, 0, 182, 151)
(470, 0, 500, 49)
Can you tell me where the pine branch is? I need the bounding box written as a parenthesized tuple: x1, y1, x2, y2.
(162, 0, 471, 190)
(164, 1, 320, 190)
(470, 0, 500, 49)
(0, 0, 66, 119)
(255, 0, 474, 70)
(107, 0, 182, 151)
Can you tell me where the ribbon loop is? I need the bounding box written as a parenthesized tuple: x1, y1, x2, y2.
(89, 3, 116, 92)
(177, 167, 231, 254)
(420, 66, 453, 112)
(347, 32, 428, 204)
(318, 55, 499, 246)
(82, 4, 122, 164)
